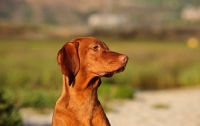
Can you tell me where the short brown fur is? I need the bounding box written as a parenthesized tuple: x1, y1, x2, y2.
(52, 37, 128, 126)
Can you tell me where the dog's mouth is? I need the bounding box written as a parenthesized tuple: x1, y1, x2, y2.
(97, 65, 126, 78)
(96, 55, 128, 78)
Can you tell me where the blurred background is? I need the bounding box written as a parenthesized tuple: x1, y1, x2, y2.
(0, 0, 200, 125)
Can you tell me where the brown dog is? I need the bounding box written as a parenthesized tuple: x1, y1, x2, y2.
(52, 37, 128, 126)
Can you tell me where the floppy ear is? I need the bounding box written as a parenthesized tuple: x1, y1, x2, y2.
(57, 42, 80, 86)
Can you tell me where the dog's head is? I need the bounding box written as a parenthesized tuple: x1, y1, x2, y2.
(57, 37, 128, 86)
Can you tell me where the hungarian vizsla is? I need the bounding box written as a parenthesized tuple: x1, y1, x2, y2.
(52, 37, 128, 126)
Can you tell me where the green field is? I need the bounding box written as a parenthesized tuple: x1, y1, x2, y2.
(0, 38, 200, 109)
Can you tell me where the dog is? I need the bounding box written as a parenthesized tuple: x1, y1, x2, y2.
(52, 37, 128, 126)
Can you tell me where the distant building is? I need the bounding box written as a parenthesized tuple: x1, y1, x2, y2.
(181, 6, 200, 21)
(87, 14, 127, 29)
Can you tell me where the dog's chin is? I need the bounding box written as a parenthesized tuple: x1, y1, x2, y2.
(104, 73, 114, 78)
(97, 66, 126, 78)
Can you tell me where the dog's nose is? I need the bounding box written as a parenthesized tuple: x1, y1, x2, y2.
(119, 55, 128, 63)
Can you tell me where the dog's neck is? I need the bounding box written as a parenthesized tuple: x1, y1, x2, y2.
(60, 74, 100, 99)
(56, 75, 110, 125)
(59, 74, 100, 106)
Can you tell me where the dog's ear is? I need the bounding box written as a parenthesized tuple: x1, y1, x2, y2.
(57, 42, 80, 86)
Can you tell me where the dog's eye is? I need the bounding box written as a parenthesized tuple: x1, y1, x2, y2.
(93, 46, 99, 51)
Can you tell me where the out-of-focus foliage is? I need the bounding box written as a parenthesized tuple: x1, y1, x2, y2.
(0, 0, 200, 25)
(0, 89, 22, 126)
(1, 0, 200, 39)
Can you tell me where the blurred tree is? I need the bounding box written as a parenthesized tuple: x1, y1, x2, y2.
(0, 0, 15, 18)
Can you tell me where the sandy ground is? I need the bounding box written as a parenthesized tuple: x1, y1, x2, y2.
(20, 87, 200, 126)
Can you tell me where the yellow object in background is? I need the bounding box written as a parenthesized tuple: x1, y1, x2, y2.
(187, 37, 199, 48)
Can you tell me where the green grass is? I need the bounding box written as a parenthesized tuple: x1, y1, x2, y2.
(0, 38, 200, 109)
(0, 39, 63, 108)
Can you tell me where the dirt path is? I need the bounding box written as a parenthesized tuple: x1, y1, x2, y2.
(107, 87, 200, 126)
(20, 87, 200, 126)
